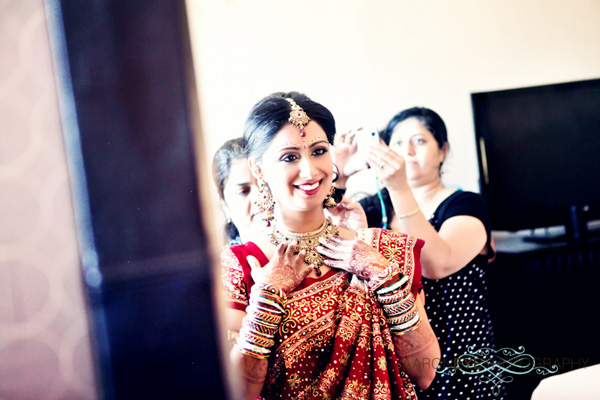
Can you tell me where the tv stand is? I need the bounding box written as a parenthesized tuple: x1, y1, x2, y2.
(522, 233, 567, 245)
(518, 216, 600, 246)
(522, 228, 600, 245)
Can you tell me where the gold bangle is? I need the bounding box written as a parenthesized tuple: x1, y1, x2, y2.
(397, 206, 420, 219)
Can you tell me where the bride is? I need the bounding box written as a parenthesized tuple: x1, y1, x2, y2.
(221, 91, 440, 400)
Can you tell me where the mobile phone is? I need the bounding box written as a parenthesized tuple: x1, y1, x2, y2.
(355, 127, 380, 163)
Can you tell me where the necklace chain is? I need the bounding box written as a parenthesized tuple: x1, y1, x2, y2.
(269, 219, 339, 277)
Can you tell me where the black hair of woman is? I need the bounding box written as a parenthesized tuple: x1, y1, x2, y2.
(380, 107, 449, 150)
(243, 91, 343, 204)
(212, 137, 245, 244)
(243, 91, 336, 161)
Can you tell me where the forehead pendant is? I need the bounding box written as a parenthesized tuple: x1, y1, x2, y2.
(285, 98, 311, 137)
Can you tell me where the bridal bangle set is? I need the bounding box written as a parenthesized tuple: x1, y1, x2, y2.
(235, 287, 285, 360)
(375, 272, 421, 335)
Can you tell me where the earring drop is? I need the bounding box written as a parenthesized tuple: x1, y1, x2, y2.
(322, 186, 337, 209)
(255, 178, 275, 226)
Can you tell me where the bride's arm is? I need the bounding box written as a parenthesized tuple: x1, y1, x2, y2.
(392, 291, 440, 389)
(316, 232, 440, 389)
(224, 245, 312, 400)
(226, 309, 268, 400)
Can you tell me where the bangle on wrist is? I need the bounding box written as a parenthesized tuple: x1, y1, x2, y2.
(377, 274, 409, 295)
(389, 313, 421, 335)
(375, 275, 421, 335)
(384, 293, 420, 335)
(397, 206, 420, 219)
(253, 283, 286, 300)
(236, 286, 285, 359)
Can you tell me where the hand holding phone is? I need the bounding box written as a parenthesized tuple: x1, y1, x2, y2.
(355, 127, 380, 147)
(355, 127, 380, 166)
(333, 127, 380, 182)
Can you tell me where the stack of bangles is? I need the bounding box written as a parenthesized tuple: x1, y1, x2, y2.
(235, 284, 284, 359)
(370, 265, 421, 335)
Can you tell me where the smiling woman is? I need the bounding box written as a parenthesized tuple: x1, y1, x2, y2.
(220, 91, 441, 399)
(251, 122, 334, 224)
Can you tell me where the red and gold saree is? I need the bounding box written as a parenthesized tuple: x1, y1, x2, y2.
(222, 228, 423, 400)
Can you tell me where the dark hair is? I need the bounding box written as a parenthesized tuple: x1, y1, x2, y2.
(380, 107, 449, 150)
(243, 91, 336, 161)
(212, 137, 245, 199)
(211, 137, 245, 243)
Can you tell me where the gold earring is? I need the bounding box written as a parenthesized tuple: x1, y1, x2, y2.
(322, 186, 337, 209)
(255, 178, 275, 226)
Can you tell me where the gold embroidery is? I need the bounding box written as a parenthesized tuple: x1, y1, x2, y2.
(248, 229, 421, 399)
(358, 228, 418, 286)
(221, 248, 248, 306)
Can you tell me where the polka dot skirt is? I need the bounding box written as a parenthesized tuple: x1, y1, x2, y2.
(416, 261, 507, 400)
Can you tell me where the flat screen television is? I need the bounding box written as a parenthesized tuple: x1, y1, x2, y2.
(471, 78, 600, 239)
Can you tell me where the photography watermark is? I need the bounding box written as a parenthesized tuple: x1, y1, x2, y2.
(419, 346, 590, 396)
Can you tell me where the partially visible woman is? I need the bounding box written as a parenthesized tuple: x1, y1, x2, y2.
(220, 93, 440, 400)
(334, 107, 506, 399)
(212, 137, 263, 245)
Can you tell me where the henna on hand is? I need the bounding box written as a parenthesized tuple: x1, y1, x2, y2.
(393, 317, 438, 361)
(250, 243, 311, 296)
(316, 236, 390, 281)
(238, 353, 268, 385)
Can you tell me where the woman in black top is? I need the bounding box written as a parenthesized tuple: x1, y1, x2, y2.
(334, 107, 506, 399)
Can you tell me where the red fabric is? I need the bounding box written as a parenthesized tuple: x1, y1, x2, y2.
(357, 228, 424, 297)
(221, 228, 424, 399)
(412, 238, 425, 295)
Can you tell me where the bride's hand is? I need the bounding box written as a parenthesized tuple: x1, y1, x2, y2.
(316, 236, 389, 281)
(248, 243, 312, 296)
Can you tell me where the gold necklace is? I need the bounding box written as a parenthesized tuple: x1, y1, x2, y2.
(269, 218, 339, 276)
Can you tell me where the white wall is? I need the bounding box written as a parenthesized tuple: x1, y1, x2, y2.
(186, 0, 600, 199)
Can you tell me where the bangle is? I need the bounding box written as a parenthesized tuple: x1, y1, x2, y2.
(235, 287, 284, 360)
(397, 206, 420, 219)
(369, 264, 399, 291)
(253, 283, 285, 300)
(382, 295, 414, 316)
(383, 293, 421, 336)
(377, 274, 409, 295)
(389, 314, 421, 335)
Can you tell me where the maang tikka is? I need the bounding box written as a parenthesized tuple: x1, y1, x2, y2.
(285, 98, 311, 137)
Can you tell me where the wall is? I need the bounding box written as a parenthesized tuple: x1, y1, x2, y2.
(0, 1, 96, 399)
(186, 0, 600, 201)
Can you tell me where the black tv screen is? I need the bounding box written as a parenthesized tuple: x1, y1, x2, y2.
(472, 78, 600, 232)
